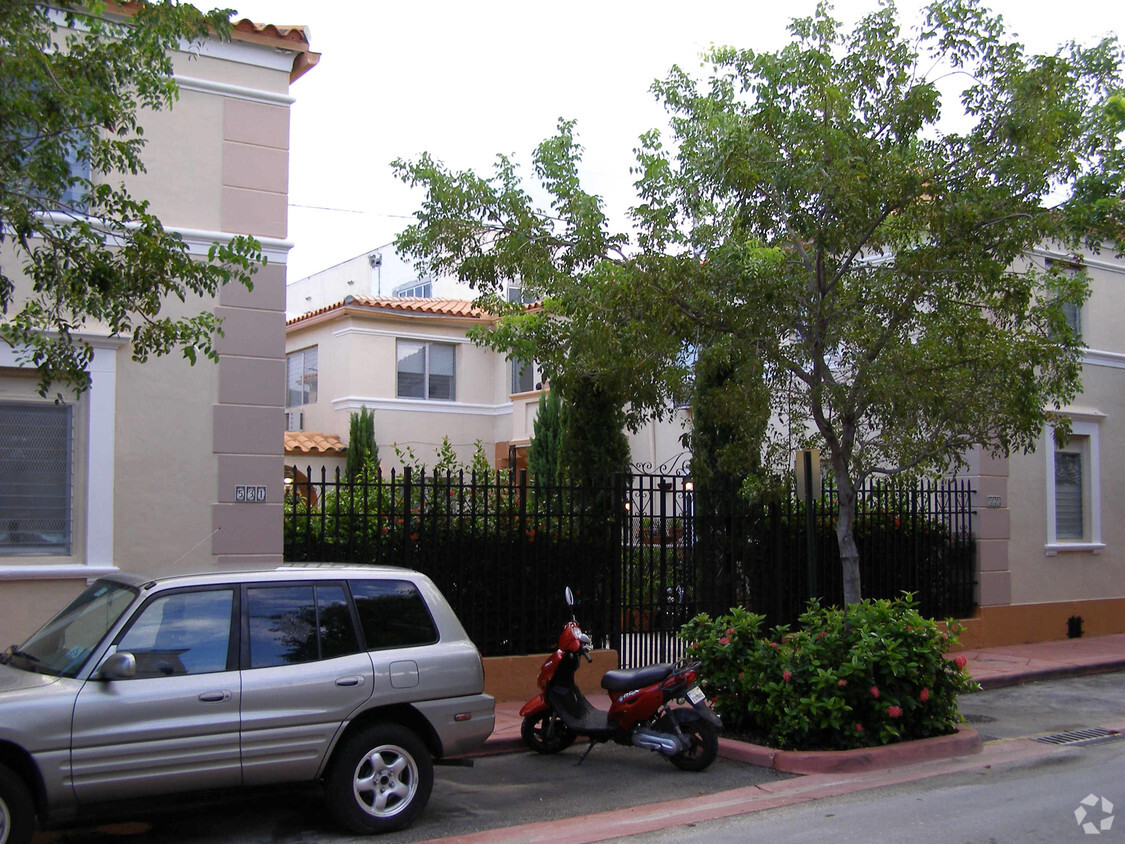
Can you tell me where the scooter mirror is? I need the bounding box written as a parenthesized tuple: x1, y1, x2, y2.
(564, 586, 574, 607)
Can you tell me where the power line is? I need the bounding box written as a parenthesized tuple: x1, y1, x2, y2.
(288, 202, 413, 219)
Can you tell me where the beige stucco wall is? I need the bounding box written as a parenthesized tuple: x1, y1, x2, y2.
(0, 25, 304, 643)
(970, 249, 1125, 633)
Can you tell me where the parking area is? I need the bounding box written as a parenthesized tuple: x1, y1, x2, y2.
(34, 743, 787, 843)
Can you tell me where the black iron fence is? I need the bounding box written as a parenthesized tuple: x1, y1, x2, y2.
(285, 467, 975, 668)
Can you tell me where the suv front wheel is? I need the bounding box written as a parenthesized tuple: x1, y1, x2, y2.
(326, 723, 434, 834)
(0, 762, 34, 844)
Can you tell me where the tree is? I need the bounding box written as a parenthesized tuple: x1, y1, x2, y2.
(346, 406, 379, 480)
(395, 0, 1123, 606)
(1, 1, 263, 395)
(556, 372, 631, 490)
(527, 388, 563, 485)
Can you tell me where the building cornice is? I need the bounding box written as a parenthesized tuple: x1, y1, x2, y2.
(332, 396, 513, 418)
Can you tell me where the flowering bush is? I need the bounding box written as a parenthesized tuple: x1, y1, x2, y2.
(680, 595, 978, 750)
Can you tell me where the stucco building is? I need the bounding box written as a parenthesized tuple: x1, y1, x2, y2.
(0, 14, 317, 643)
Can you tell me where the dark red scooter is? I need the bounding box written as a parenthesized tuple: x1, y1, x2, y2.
(518, 587, 721, 770)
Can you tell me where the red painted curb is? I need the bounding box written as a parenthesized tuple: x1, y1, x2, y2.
(718, 724, 982, 774)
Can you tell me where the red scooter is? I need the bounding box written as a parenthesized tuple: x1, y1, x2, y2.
(518, 587, 721, 770)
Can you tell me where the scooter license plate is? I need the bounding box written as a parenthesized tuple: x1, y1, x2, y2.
(686, 686, 706, 705)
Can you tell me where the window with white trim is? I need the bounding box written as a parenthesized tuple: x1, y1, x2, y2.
(0, 399, 73, 556)
(1046, 419, 1102, 551)
(286, 347, 318, 408)
(397, 341, 455, 401)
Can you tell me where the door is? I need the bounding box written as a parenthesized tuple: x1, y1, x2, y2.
(70, 587, 241, 802)
(239, 583, 373, 784)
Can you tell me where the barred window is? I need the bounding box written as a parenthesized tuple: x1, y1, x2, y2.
(0, 401, 72, 556)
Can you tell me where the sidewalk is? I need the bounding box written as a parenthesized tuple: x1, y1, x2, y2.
(480, 632, 1125, 757)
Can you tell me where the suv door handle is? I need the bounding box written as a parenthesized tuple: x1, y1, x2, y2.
(335, 676, 364, 687)
(198, 690, 233, 702)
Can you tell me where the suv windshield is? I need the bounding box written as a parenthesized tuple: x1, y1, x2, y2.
(11, 579, 138, 677)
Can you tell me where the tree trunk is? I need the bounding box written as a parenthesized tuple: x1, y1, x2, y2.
(834, 473, 863, 605)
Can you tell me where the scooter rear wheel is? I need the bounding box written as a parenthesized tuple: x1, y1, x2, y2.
(521, 711, 577, 754)
(668, 716, 718, 772)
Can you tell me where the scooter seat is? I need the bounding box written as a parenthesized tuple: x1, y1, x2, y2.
(601, 663, 673, 692)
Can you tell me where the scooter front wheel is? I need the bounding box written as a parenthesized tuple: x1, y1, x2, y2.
(521, 711, 577, 754)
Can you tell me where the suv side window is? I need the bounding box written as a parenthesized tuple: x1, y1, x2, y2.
(116, 589, 235, 677)
(350, 580, 438, 650)
(247, 584, 360, 668)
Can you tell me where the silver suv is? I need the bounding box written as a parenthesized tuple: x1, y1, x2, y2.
(0, 565, 494, 842)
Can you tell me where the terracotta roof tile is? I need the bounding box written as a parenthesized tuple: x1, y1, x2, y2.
(284, 431, 346, 455)
(287, 296, 490, 326)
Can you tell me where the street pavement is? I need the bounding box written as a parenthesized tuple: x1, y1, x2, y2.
(31, 633, 1125, 843)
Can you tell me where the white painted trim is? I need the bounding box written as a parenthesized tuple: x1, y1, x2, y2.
(85, 344, 118, 570)
(333, 326, 475, 345)
(30, 215, 293, 264)
(176, 228, 293, 264)
(1044, 543, 1105, 556)
(0, 337, 124, 575)
(1044, 418, 1102, 551)
(1033, 246, 1125, 276)
(1084, 349, 1125, 370)
(174, 75, 295, 106)
(333, 396, 513, 418)
(181, 32, 299, 74)
(0, 565, 119, 582)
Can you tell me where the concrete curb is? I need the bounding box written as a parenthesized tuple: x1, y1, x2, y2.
(975, 659, 1125, 689)
(717, 724, 982, 774)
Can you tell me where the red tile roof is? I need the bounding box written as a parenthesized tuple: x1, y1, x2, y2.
(287, 296, 491, 326)
(230, 18, 320, 82)
(284, 431, 346, 455)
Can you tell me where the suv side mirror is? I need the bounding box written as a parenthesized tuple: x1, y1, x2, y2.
(96, 651, 137, 681)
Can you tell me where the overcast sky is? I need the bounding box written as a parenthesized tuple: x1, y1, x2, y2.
(229, 0, 1121, 282)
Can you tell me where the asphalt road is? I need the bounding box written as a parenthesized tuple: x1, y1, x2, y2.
(34, 738, 787, 843)
(34, 672, 1125, 843)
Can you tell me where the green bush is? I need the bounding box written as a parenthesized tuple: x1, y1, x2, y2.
(680, 595, 978, 750)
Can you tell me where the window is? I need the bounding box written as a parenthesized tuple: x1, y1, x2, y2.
(286, 347, 318, 408)
(1054, 450, 1084, 539)
(1046, 258, 1082, 337)
(0, 401, 72, 556)
(395, 280, 432, 298)
(350, 580, 438, 649)
(511, 358, 535, 394)
(1046, 419, 1102, 552)
(247, 584, 360, 668)
(397, 340, 455, 401)
(116, 589, 235, 678)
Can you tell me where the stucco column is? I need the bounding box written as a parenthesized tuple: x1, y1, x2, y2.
(965, 446, 1011, 606)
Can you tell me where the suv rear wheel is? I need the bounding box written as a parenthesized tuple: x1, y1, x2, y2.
(0, 763, 34, 844)
(326, 723, 434, 834)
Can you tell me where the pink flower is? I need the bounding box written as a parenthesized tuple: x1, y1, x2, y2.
(770, 641, 780, 648)
(855, 723, 864, 733)
(870, 685, 880, 699)
(726, 627, 735, 635)
(887, 705, 903, 719)
(719, 637, 731, 646)
(920, 688, 930, 702)
(953, 654, 968, 670)
(782, 670, 792, 682)
(837, 679, 848, 688)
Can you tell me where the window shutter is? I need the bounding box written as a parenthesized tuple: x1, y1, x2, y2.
(1055, 451, 1084, 539)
